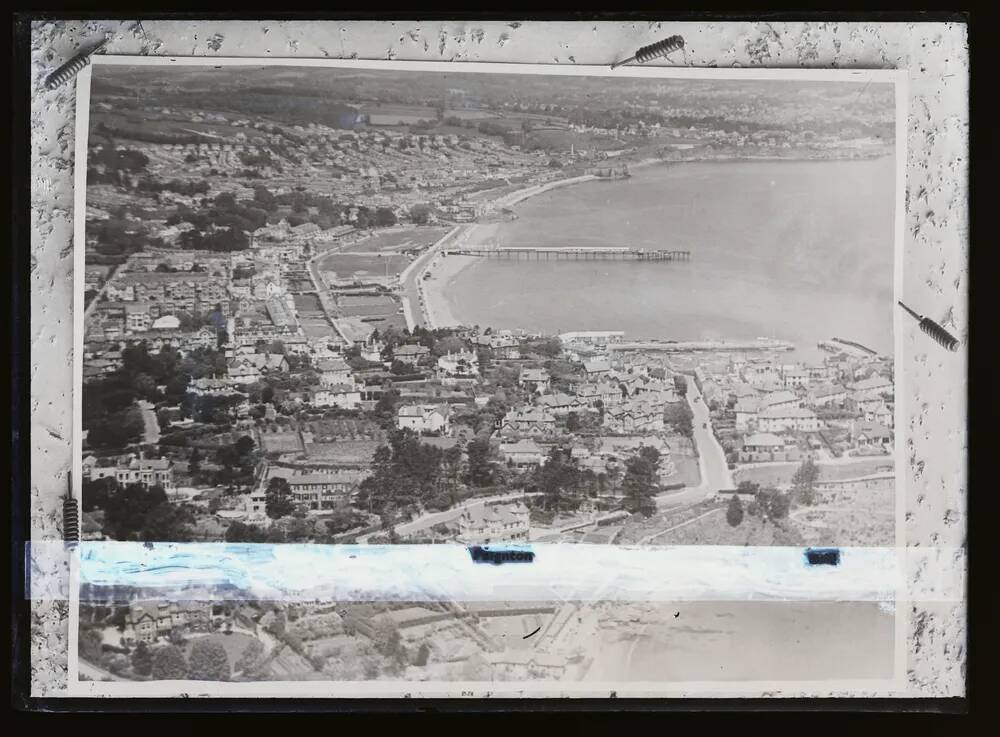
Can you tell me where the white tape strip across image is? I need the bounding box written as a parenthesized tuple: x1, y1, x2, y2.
(27, 542, 965, 603)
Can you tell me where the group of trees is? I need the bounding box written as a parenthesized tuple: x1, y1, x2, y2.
(83, 478, 193, 542)
(355, 429, 465, 516)
(88, 216, 165, 258)
(620, 446, 662, 517)
(212, 434, 258, 488)
(83, 344, 177, 449)
(726, 481, 791, 527)
(726, 460, 821, 528)
(663, 401, 694, 438)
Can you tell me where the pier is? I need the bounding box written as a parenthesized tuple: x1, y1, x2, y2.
(445, 246, 691, 262)
(604, 338, 795, 353)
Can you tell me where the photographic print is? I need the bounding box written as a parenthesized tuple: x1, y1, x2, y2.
(71, 57, 905, 697)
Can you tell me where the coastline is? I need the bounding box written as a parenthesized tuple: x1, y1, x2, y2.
(419, 250, 479, 330)
(415, 171, 611, 329)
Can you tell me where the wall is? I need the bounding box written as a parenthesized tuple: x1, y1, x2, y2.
(28, 19, 967, 697)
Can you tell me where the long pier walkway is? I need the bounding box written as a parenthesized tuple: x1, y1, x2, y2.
(445, 246, 691, 261)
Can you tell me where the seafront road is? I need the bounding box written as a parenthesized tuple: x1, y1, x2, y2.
(399, 224, 464, 331)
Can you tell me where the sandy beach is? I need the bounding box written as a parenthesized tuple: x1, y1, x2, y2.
(414, 160, 676, 330)
(415, 168, 620, 329)
(417, 222, 499, 329)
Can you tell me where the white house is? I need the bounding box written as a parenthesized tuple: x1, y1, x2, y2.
(501, 439, 546, 467)
(437, 349, 479, 378)
(311, 383, 362, 410)
(456, 501, 530, 545)
(756, 405, 821, 433)
(396, 403, 451, 435)
(316, 357, 352, 387)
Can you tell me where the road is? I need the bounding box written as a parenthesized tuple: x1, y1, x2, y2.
(304, 248, 353, 346)
(82, 264, 120, 322)
(399, 225, 463, 331)
(356, 489, 542, 543)
(653, 389, 732, 510)
(137, 400, 161, 444)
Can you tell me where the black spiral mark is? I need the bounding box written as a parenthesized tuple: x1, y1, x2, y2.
(45, 38, 108, 91)
(919, 318, 960, 352)
(63, 495, 80, 544)
(898, 301, 960, 352)
(634, 35, 685, 63)
(611, 35, 685, 69)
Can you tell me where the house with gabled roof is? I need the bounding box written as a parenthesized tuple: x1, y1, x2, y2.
(519, 367, 551, 393)
(456, 500, 530, 545)
(501, 439, 546, 467)
(397, 403, 451, 435)
(756, 405, 821, 433)
(498, 407, 557, 437)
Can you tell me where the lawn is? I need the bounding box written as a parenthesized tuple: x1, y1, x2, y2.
(319, 253, 411, 279)
(661, 454, 700, 488)
(342, 226, 451, 254)
(184, 632, 259, 664)
(650, 509, 806, 546)
(734, 457, 894, 489)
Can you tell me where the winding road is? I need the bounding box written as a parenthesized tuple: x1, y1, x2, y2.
(653, 389, 733, 510)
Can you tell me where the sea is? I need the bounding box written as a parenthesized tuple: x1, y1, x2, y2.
(445, 157, 896, 364)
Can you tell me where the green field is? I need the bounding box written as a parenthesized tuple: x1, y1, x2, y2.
(319, 253, 411, 279)
(734, 457, 893, 489)
(342, 226, 451, 254)
(184, 632, 259, 663)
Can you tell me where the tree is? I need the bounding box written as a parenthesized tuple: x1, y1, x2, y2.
(465, 437, 495, 488)
(372, 619, 407, 674)
(566, 412, 581, 433)
(188, 638, 231, 681)
(726, 494, 745, 527)
(756, 488, 790, 521)
(82, 476, 116, 513)
(131, 641, 154, 676)
(673, 374, 688, 397)
(188, 447, 202, 475)
(253, 185, 276, 209)
(225, 521, 269, 543)
(151, 644, 188, 680)
(414, 642, 431, 667)
(791, 458, 820, 505)
(535, 446, 579, 512)
(235, 435, 256, 457)
(374, 387, 401, 423)
(140, 502, 193, 542)
(621, 451, 659, 517)
(375, 207, 397, 227)
(265, 477, 295, 519)
(79, 627, 104, 662)
(104, 483, 169, 540)
(663, 401, 693, 437)
(409, 203, 432, 225)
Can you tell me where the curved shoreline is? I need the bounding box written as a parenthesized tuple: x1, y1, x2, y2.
(416, 151, 893, 333)
(416, 170, 623, 329)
